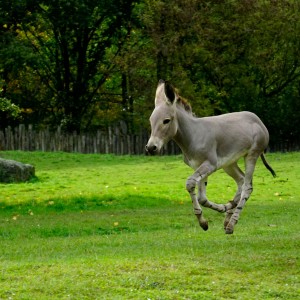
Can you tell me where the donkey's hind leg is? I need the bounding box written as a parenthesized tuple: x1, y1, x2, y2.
(223, 163, 245, 230)
(225, 155, 258, 234)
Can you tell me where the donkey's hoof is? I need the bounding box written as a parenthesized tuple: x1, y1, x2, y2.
(225, 226, 234, 234)
(200, 221, 208, 231)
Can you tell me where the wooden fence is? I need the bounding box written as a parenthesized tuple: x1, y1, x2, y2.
(0, 124, 298, 154)
(0, 124, 181, 155)
(269, 141, 300, 153)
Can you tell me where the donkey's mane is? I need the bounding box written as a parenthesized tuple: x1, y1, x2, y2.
(176, 90, 192, 114)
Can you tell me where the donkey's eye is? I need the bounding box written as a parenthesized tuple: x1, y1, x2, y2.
(163, 118, 171, 125)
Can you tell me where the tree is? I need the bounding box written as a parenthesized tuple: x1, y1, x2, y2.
(1, 0, 299, 147)
(193, 0, 300, 145)
(141, 0, 300, 145)
(140, 0, 216, 117)
(1, 0, 136, 132)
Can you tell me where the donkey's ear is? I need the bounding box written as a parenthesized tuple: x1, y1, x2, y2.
(164, 81, 176, 103)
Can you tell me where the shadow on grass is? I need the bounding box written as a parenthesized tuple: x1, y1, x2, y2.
(0, 193, 176, 215)
(0, 194, 188, 239)
(28, 225, 136, 238)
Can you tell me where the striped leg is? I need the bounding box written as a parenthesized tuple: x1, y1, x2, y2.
(223, 163, 245, 230)
(186, 176, 208, 230)
(186, 161, 217, 230)
(197, 180, 228, 212)
(225, 156, 257, 234)
(197, 163, 244, 216)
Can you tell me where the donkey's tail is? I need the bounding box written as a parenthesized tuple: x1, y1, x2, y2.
(260, 153, 276, 177)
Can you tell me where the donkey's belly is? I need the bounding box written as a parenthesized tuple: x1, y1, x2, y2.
(216, 150, 247, 169)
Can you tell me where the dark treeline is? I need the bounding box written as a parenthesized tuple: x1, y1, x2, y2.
(1, 0, 300, 149)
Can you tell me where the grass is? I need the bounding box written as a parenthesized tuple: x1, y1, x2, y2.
(0, 151, 299, 299)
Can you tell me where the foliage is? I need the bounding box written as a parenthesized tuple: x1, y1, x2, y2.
(0, 96, 21, 118)
(0, 151, 299, 299)
(141, 0, 300, 144)
(0, 94, 21, 127)
(1, 0, 137, 132)
(0, 0, 300, 143)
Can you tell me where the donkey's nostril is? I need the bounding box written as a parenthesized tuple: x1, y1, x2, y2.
(146, 144, 158, 155)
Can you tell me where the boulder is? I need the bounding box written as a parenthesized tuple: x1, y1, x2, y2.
(0, 158, 35, 183)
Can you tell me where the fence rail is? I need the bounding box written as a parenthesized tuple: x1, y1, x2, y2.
(0, 124, 298, 155)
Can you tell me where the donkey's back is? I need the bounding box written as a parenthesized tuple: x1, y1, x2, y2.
(182, 111, 270, 170)
(202, 111, 270, 165)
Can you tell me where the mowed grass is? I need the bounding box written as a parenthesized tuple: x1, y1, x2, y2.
(0, 151, 299, 300)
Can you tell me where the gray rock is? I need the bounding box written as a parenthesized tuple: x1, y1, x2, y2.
(0, 158, 35, 183)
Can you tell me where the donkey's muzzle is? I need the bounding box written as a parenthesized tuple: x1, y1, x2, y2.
(145, 144, 158, 155)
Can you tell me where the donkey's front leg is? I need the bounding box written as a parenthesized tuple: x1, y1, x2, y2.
(197, 180, 229, 213)
(186, 162, 216, 230)
(186, 176, 208, 231)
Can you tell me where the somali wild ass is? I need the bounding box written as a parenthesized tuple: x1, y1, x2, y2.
(146, 80, 276, 234)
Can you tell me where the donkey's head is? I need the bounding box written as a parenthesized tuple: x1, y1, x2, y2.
(145, 80, 179, 155)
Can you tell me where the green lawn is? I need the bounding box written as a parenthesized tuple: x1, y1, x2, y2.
(0, 151, 299, 299)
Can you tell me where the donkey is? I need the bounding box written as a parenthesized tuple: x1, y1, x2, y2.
(146, 80, 276, 234)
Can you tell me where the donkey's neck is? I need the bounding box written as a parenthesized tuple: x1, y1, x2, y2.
(173, 108, 201, 156)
